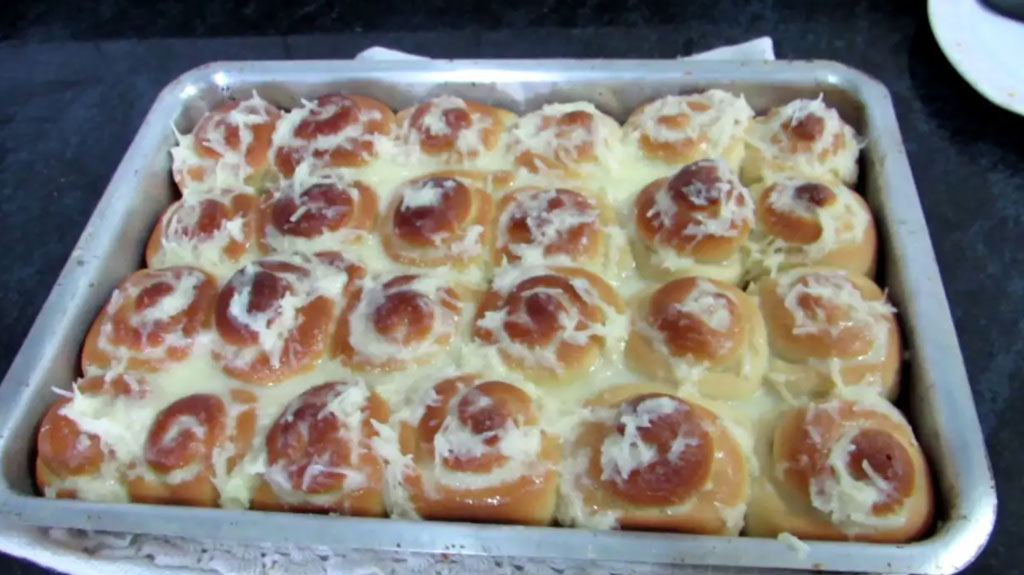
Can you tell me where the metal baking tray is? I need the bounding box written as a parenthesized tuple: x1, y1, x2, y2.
(0, 59, 996, 574)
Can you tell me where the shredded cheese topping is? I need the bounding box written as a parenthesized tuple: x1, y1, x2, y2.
(745, 95, 861, 184)
(216, 254, 352, 370)
(429, 384, 546, 490)
(509, 102, 622, 177)
(171, 93, 277, 193)
(91, 269, 206, 372)
(599, 396, 698, 484)
(475, 266, 628, 372)
(627, 90, 754, 156)
(799, 401, 912, 533)
(747, 178, 872, 275)
(342, 274, 461, 366)
(47, 90, 912, 545)
(271, 96, 385, 165)
(400, 96, 495, 160)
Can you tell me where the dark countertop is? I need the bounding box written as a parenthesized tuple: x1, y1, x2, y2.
(1, 2, 1022, 574)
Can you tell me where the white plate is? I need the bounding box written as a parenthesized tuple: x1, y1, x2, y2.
(929, 0, 1024, 116)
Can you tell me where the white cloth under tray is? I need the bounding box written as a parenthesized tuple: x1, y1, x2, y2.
(0, 37, 774, 575)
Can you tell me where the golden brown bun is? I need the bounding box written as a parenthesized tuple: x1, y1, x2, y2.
(632, 159, 754, 283)
(258, 175, 378, 254)
(214, 252, 364, 384)
(173, 97, 281, 194)
(332, 274, 468, 372)
(396, 97, 517, 162)
(473, 266, 625, 384)
(251, 382, 389, 515)
(509, 103, 622, 178)
(35, 375, 148, 498)
(741, 98, 860, 186)
(755, 267, 901, 400)
(626, 277, 767, 399)
(747, 178, 877, 278)
(560, 383, 749, 534)
(381, 171, 498, 269)
(127, 389, 257, 507)
(745, 395, 933, 542)
(492, 186, 632, 275)
(81, 267, 218, 374)
(398, 376, 560, 525)
(624, 90, 754, 170)
(272, 94, 395, 176)
(146, 189, 259, 270)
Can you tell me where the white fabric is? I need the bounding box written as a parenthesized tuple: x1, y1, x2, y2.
(682, 37, 775, 61)
(0, 39, 774, 575)
(355, 38, 775, 61)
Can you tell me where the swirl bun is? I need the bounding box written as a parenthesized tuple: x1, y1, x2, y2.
(743, 98, 860, 186)
(746, 395, 933, 542)
(747, 177, 877, 278)
(214, 252, 364, 384)
(252, 381, 389, 514)
(171, 95, 282, 194)
(559, 384, 749, 533)
(127, 390, 257, 507)
(474, 266, 625, 384)
(332, 274, 466, 372)
(633, 159, 754, 283)
(493, 186, 631, 275)
(82, 267, 218, 374)
(396, 96, 517, 164)
(397, 376, 560, 524)
(626, 277, 768, 399)
(272, 94, 395, 176)
(625, 90, 754, 170)
(510, 102, 622, 178)
(146, 189, 259, 279)
(35, 374, 148, 501)
(380, 171, 496, 269)
(756, 267, 901, 399)
(259, 167, 378, 254)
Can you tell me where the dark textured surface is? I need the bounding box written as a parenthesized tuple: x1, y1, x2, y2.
(1, 2, 1023, 574)
(1, 0, 909, 41)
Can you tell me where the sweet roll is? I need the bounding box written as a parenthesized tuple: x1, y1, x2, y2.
(252, 381, 389, 514)
(624, 90, 754, 170)
(381, 171, 495, 269)
(558, 383, 750, 533)
(395, 96, 516, 165)
(745, 395, 933, 542)
(742, 97, 860, 186)
(332, 273, 467, 372)
(81, 267, 218, 374)
(396, 375, 560, 524)
(492, 186, 631, 275)
(473, 266, 625, 384)
(271, 93, 395, 177)
(746, 177, 877, 278)
(35, 374, 149, 501)
(632, 158, 754, 283)
(213, 252, 364, 384)
(259, 165, 378, 254)
(509, 102, 622, 179)
(126, 389, 257, 507)
(626, 277, 768, 399)
(145, 188, 259, 279)
(755, 267, 901, 399)
(171, 95, 281, 193)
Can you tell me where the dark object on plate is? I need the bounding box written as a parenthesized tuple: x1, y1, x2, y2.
(982, 0, 1024, 21)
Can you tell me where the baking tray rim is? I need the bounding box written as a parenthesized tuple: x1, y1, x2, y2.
(0, 58, 997, 574)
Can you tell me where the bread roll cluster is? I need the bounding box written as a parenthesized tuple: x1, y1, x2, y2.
(36, 89, 931, 543)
